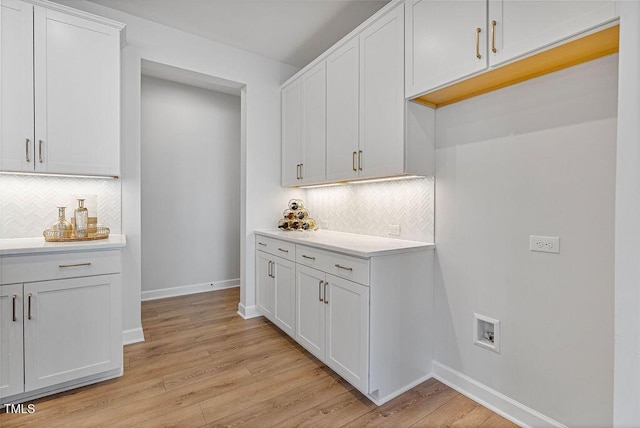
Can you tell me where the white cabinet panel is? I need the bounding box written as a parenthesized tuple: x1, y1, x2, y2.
(300, 63, 327, 185)
(273, 257, 295, 338)
(0, 284, 24, 398)
(34, 7, 120, 176)
(23, 274, 122, 391)
(405, 0, 487, 98)
(489, 0, 616, 66)
(0, 0, 34, 173)
(325, 274, 369, 393)
(295, 265, 325, 360)
(256, 251, 275, 319)
(359, 6, 405, 179)
(281, 80, 302, 187)
(326, 38, 360, 182)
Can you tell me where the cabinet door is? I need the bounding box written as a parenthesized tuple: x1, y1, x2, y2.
(273, 257, 296, 338)
(34, 6, 120, 176)
(326, 38, 360, 182)
(282, 80, 302, 186)
(325, 275, 369, 393)
(405, 0, 487, 98)
(23, 274, 122, 391)
(359, 6, 405, 179)
(489, 0, 616, 67)
(0, 0, 34, 173)
(300, 62, 327, 185)
(256, 251, 275, 320)
(0, 284, 24, 398)
(295, 265, 325, 360)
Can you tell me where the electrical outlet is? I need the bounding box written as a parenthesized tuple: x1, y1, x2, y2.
(320, 219, 329, 229)
(529, 235, 560, 254)
(387, 224, 400, 236)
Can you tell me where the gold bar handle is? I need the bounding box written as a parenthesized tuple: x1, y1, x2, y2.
(475, 27, 482, 59)
(324, 282, 328, 304)
(257, 242, 267, 247)
(491, 20, 497, 53)
(301, 255, 315, 260)
(25, 139, 31, 163)
(28, 293, 32, 320)
(352, 151, 357, 172)
(358, 150, 363, 171)
(334, 264, 353, 271)
(296, 164, 300, 180)
(12, 295, 17, 322)
(38, 140, 44, 163)
(299, 163, 303, 180)
(278, 248, 289, 253)
(59, 263, 92, 268)
(319, 280, 324, 302)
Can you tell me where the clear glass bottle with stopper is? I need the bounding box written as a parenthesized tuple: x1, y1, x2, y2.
(51, 207, 73, 239)
(74, 198, 89, 238)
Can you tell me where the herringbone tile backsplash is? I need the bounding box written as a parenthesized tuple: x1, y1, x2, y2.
(305, 177, 434, 243)
(0, 175, 121, 239)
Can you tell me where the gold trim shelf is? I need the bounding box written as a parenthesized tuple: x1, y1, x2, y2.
(43, 227, 111, 242)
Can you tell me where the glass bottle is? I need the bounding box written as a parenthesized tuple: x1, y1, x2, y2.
(74, 199, 89, 238)
(51, 207, 73, 239)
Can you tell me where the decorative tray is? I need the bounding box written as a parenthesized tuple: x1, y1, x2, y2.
(43, 226, 110, 242)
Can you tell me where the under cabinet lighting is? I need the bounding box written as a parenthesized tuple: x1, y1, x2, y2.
(0, 171, 119, 180)
(298, 175, 425, 189)
(298, 183, 346, 189)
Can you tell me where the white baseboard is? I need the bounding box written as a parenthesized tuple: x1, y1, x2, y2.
(432, 361, 567, 428)
(368, 373, 433, 406)
(237, 303, 261, 319)
(122, 327, 145, 345)
(140, 279, 239, 301)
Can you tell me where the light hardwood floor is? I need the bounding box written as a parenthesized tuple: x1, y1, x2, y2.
(1, 288, 519, 427)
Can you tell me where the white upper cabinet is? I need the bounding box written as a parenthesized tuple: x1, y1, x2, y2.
(359, 6, 406, 179)
(326, 38, 360, 182)
(405, 0, 487, 98)
(1, 0, 123, 177)
(1, 0, 34, 173)
(489, 0, 617, 67)
(281, 62, 326, 186)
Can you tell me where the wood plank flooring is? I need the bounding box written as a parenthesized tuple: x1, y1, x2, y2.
(1, 288, 519, 427)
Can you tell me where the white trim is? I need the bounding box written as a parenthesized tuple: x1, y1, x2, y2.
(23, 0, 126, 31)
(140, 279, 239, 301)
(368, 373, 433, 406)
(237, 303, 261, 319)
(432, 361, 567, 428)
(122, 328, 145, 345)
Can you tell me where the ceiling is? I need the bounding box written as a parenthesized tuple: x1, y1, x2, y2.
(85, 0, 390, 68)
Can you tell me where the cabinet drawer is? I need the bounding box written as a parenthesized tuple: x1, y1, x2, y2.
(255, 236, 296, 261)
(296, 245, 369, 286)
(1, 250, 122, 285)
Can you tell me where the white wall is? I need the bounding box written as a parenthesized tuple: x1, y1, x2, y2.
(434, 55, 618, 427)
(52, 0, 299, 340)
(306, 177, 434, 242)
(140, 75, 240, 296)
(614, 2, 640, 425)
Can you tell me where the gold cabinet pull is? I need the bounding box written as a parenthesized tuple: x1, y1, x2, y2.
(28, 293, 32, 320)
(301, 254, 315, 260)
(358, 150, 363, 171)
(12, 295, 17, 322)
(278, 248, 289, 253)
(296, 164, 300, 180)
(318, 280, 324, 302)
(352, 151, 357, 172)
(59, 263, 91, 268)
(475, 27, 482, 59)
(299, 163, 303, 180)
(25, 139, 31, 163)
(334, 264, 353, 271)
(324, 282, 329, 304)
(491, 20, 497, 53)
(38, 139, 44, 163)
(257, 242, 267, 247)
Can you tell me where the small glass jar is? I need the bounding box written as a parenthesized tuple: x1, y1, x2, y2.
(288, 199, 304, 211)
(74, 199, 89, 238)
(51, 207, 73, 239)
(295, 208, 309, 220)
(301, 218, 316, 230)
(283, 209, 296, 220)
(277, 219, 291, 230)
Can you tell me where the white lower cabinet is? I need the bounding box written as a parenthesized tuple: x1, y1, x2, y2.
(256, 250, 296, 338)
(0, 248, 123, 403)
(256, 233, 433, 405)
(297, 265, 369, 393)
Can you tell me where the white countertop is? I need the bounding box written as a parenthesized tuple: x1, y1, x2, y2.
(254, 229, 434, 258)
(0, 234, 127, 256)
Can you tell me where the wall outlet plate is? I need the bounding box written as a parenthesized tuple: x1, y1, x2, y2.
(320, 220, 329, 229)
(387, 224, 401, 236)
(529, 235, 560, 254)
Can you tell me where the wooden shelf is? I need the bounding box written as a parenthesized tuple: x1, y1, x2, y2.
(411, 24, 619, 109)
